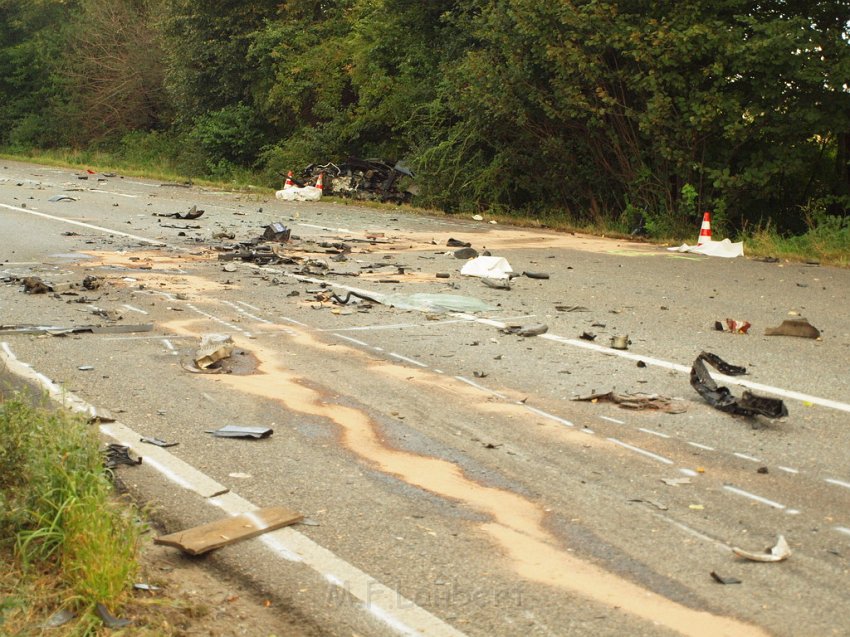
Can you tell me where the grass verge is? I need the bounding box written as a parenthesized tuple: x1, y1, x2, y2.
(0, 394, 140, 635)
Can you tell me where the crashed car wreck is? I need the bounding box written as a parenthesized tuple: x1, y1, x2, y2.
(299, 157, 416, 203)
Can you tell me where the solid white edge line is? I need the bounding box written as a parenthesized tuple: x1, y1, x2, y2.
(0, 202, 165, 246)
(733, 452, 762, 463)
(0, 343, 468, 637)
(722, 485, 787, 509)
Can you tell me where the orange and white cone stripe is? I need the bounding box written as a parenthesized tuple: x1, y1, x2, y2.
(697, 212, 712, 245)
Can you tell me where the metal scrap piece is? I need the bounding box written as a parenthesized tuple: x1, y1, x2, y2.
(95, 603, 132, 629)
(573, 391, 687, 414)
(690, 352, 787, 418)
(205, 425, 273, 439)
(732, 535, 791, 562)
(764, 318, 820, 339)
(103, 444, 142, 469)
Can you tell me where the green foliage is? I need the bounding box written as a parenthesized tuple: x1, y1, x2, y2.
(1, 0, 849, 238)
(0, 396, 140, 615)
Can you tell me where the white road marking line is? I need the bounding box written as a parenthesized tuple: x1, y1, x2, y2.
(825, 478, 850, 491)
(580, 428, 595, 435)
(834, 526, 850, 537)
(124, 180, 158, 187)
(687, 442, 715, 451)
(209, 492, 466, 637)
(778, 466, 800, 474)
(722, 485, 787, 509)
(599, 416, 625, 424)
(679, 468, 699, 477)
(785, 509, 801, 515)
(607, 438, 674, 465)
(297, 222, 355, 233)
(455, 376, 507, 399)
(333, 334, 371, 347)
(88, 189, 138, 198)
(236, 301, 264, 312)
(650, 513, 733, 552)
(1, 343, 466, 637)
(121, 304, 149, 315)
(162, 339, 176, 352)
(389, 352, 429, 368)
(221, 300, 273, 324)
(733, 452, 762, 463)
(523, 406, 575, 428)
(0, 203, 166, 246)
(638, 428, 670, 439)
(281, 316, 309, 327)
(434, 369, 445, 374)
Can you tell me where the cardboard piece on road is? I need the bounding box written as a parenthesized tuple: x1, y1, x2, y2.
(155, 506, 303, 555)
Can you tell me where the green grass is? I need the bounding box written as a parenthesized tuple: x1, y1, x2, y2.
(0, 395, 140, 635)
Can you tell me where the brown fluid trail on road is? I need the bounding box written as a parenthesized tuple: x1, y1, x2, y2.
(164, 317, 767, 637)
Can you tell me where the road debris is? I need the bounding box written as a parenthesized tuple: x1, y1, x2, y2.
(0, 323, 153, 336)
(205, 425, 273, 439)
(103, 444, 142, 469)
(461, 256, 513, 279)
(154, 506, 303, 555)
(732, 535, 791, 562)
(610, 335, 630, 350)
(446, 238, 471, 247)
(556, 305, 590, 312)
(133, 583, 162, 592)
(690, 352, 788, 418)
(194, 334, 235, 370)
(523, 271, 550, 279)
(481, 277, 511, 290)
(574, 391, 687, 414)
(262, 222, 291, 242)
(43, 609, 76, 628)
(301, 157, 414, 203)
(580, 332, 597, 341)
(155, 205, 204, 219)
(48, 194, 78, 202)
(661, 477, 692, 486)
(140, 436, 179, 448)
(22, 276, 51, 294)
(764, 318, 821, 339)
(382, 293, 494, 313)
(95, 603, 132, 629)
(714, 318, 752, 334)
(453, 247, 479, 259)
(710, 572, 742, 585)
(501, 323, 549, 337)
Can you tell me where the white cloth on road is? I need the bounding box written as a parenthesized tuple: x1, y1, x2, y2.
(667, 238, 744, 258)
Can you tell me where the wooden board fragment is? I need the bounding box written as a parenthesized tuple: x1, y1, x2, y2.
(154, 506, 303, 555)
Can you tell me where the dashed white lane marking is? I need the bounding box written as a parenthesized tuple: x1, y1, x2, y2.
(825, 478, 850, 491)
(0, 343, 467, 637)
(162, 339, 177, 353)
(186, 303, 252, 337)
(333, 333, 371, 348)
(281, 316, 309, 327)
(599, 416, 625, 425)
(835, 526, 850, 537)
(733, 452, 762, 463)
(236, 301, 264, 312)
(123, 180, 159, 187)
(389, 352, 428, 368)
(778, 466, 800, 474)
(650, 513, 733, 553)
(88, 188, 138, 198)
(607, 438, 674, 465)
(455, 376, 507, 400)
(521, 406, 575, 427)
(638, 428, 670, 439)
(722, 485, 787, 510)
(0, 203, 166, 246)
(679, 468, 699, 477)
(221, 300, 273, 324)
(121, 304, 149, 315)
(687, 442, 715, 451)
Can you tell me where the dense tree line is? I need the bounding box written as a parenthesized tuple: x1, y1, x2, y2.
(1, 0, 848, 235)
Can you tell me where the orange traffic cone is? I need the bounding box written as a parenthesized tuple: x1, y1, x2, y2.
(284, 171, 294, 189)
(315, 172, 324, 191)
(697, 211, 712, 245)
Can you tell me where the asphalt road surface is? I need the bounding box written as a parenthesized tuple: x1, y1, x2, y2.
(2, 160, 849, 637)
